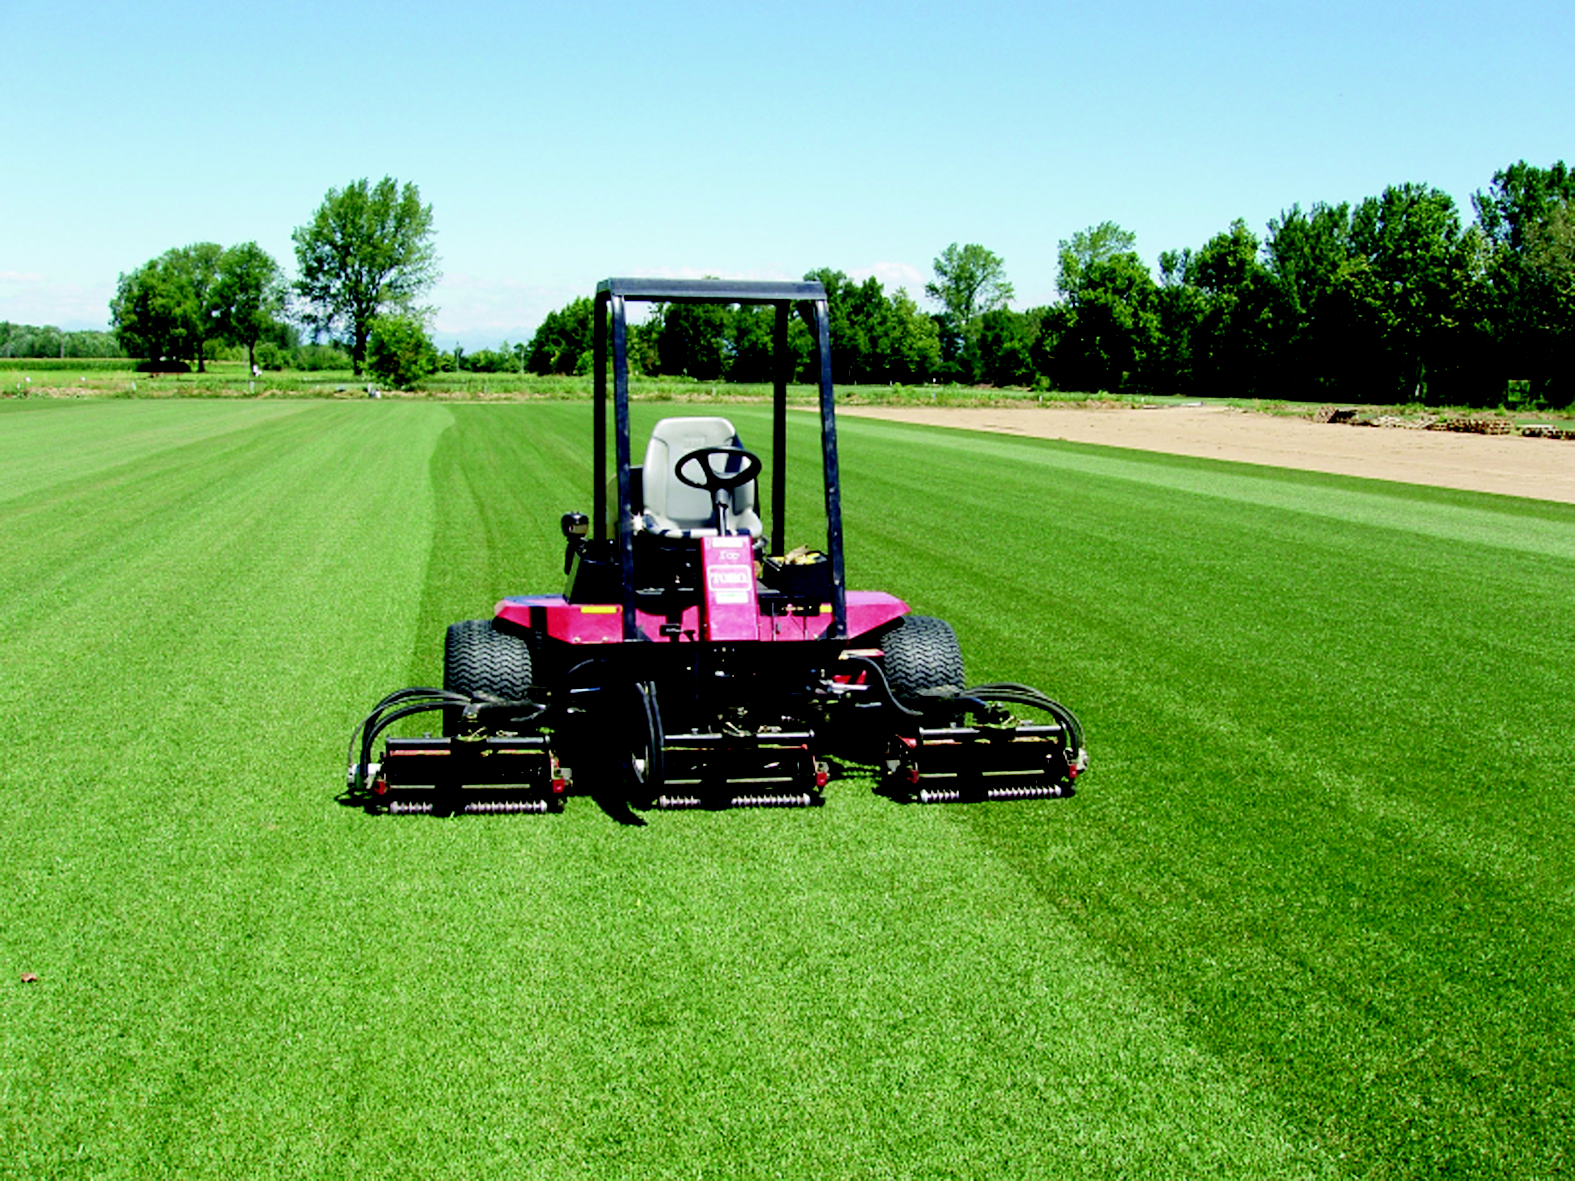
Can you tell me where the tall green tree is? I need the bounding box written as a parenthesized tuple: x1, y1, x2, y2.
(1151, 248, 1206, 394)
(1473, 160, 1575, 405)
(1263, 202, 1362, 400)
(1188, 218, 1277, 396)
(1345, 183, 1478, 402)
(724, 304, 779, 383)
(292, 177, 438, 375)
(0, 323, 122, 358)
(805, 268, 890, 384)
(1056, 221, 1138, 299)
(524, 296, 593, 375)
(885, 288, 942, 383)
(802, 269, 943, 385)
(1525, 198, 1575, 295)
(1061, 254, 1161, 392)
(926, 243, 1014, 323)
(1052, 224, 1159, 392)
(213, 242, 288, 374)
(366, 314, 439, 389)
(925, 244, 1014, 376)
(977, 308, 1040, 386)
(654, 298, 730, 380)
(109, 243, 225, 370)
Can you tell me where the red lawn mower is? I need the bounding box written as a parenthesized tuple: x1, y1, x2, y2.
(347, 278, 1086, 814)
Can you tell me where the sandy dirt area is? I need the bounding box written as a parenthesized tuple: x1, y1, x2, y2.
(839, 404, 1575, 504)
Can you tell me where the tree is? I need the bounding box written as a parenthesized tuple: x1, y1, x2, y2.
(1057, 222, 1138, 299)
(366, 314, 438, 389)
(926, 243, 1015, 324)
(1473, 161, 1575, 405)
(806, 268, 883, 384)
(725, 304, 778, 383)
(1051, 224, 1159, 393)
(1473, 160, 1575, 254)
(885, 288, 942, 383)
(525, 297, 593, 375)
(0, 323, 121, 358)
(1345, 183, 1477, 402)
(1188, 218, 1277, 396)
(213, 242, 288, 374)
(925, 244, 1014, 374)
(799, 269, 942, 385)
(655, 299, 730, 380)
(977, 308, 1039, 386)
(1151, 248, 1207, 395)
(109, 243, 225, 370)
(1264, 202, 1361, 400)
(464, 346, 515, 374)
(1526, 198, 1575, 294)
(292, 177, 438, 376)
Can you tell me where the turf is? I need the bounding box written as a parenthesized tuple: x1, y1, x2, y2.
(1, 400, 1571, 1177)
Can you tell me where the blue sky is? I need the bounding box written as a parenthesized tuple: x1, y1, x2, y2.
(3, 0, 1571, 350)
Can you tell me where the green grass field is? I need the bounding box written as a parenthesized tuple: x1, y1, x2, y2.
(2, 399, 1572, 1178)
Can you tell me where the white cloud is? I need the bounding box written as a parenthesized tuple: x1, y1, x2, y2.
(426, 273, 583, 346)
(848, 261, 929, 295)
(0, 271, 114, 330)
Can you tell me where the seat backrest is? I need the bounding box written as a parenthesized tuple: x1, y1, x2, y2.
(641, 416, 761, 537)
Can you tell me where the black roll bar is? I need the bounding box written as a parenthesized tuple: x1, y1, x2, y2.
(592, 278, 847, 643)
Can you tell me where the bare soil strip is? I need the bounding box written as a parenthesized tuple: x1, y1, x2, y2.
(839, 404, 1575, 504)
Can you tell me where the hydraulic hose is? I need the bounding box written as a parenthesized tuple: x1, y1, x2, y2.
(832, 657, 1086, 762)
(346, 686, 550, 795)
(954, 682, 1087, 764)
(836, 654, 925, 719)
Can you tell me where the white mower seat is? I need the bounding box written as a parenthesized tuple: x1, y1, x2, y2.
(640, 416, 762, 538)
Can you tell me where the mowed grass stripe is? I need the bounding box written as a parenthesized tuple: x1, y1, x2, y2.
(409, 404, 597, 684)
(2, 403, 455, 1176)
(0, 399, 319, 506)
(0, 402, 353, 641)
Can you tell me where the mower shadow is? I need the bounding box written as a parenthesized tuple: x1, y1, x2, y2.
(589, 791, 648, 826)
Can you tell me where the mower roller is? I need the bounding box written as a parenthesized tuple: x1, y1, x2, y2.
(347, 278, 1087, 813)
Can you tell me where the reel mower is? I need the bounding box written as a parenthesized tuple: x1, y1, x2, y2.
(346, 278, 1086, 814)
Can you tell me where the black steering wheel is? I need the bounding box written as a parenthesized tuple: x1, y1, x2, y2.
(674, 446, 762, 493)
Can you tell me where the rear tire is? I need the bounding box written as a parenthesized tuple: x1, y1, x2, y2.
(443, 618, 533, 735)
(877, 614, 965, 709)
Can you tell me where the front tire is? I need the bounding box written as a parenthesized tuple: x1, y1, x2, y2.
(442, 618, 533, 735)
(876, 614, 965, 709)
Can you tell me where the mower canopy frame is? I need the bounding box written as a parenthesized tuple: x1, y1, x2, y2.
(592, 278, 847, 643)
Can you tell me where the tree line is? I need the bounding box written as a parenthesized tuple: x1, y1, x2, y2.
(524, 161, 1575, 409)
(107, 177, 439, 385)
(1, 322, 122, 358)
(90, 159, 1575, 404)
